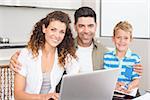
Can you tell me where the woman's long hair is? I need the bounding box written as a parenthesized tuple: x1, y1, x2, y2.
(27, 11, 76, 67)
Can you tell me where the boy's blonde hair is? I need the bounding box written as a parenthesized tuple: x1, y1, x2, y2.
(113, 21, 133, 38)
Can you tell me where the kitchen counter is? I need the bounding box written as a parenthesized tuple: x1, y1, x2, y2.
(0, 42, 27, 49)
(0, 48, 23, 66)
(0, 60, 9, 66)
(0, 43, 26, 66)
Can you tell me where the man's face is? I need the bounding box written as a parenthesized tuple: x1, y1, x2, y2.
(74, 17, 97, 47)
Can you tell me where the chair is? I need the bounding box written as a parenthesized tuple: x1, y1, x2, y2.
(0, 66, 14, 100)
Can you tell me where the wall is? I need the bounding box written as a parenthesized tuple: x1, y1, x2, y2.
(0, 6, 75, 43)
(101, 0, 150, 38)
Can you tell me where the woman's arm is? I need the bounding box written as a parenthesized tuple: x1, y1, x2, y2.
(14, 73, 58, 100)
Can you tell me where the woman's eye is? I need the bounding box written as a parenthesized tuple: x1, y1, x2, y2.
(51, 28, 56, 31)
(60, 31, 65, 34)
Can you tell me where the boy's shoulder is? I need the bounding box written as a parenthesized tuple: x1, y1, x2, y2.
(104, 50, 114, 55)
(128, 49, 141, 59)
(103, 51, 115, 59)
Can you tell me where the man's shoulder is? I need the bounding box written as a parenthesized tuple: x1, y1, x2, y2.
(93, 38, 108, 51)
(93, 38, 102, 44)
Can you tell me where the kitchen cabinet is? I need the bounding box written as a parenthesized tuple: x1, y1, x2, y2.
(0, 47, 25, 66)
(101, 0, 150, 38)
(0, 0, 81, 10)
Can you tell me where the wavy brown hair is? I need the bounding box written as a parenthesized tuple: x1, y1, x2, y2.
(27, 11, 76, 67)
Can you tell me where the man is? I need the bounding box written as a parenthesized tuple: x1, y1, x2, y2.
(9, 7, 143, 75)
(74, 7, 108, 73)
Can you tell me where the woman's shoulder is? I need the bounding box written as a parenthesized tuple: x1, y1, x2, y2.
(19, 48, 32, 58)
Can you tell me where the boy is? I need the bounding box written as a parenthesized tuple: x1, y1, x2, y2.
(103, 21, 140, 94)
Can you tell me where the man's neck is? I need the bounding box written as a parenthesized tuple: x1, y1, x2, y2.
(77, 37, 93, 47)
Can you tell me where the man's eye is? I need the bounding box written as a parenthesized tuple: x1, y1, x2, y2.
(88, 24, 94, 28)
(78, 25, 84, 28)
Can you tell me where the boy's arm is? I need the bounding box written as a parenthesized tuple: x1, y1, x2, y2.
(125, 78, 139, 94)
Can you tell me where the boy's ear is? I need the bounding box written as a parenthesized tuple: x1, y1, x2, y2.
(112, 36, 115, 43)
(130, 37, 133, 42)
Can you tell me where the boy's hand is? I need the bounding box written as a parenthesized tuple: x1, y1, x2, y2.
(115, 82, 126, 91)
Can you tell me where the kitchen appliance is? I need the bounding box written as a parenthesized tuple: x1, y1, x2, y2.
(0, 37, 9, 43)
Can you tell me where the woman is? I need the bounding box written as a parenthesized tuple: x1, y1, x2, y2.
(14, 11, 78, 100)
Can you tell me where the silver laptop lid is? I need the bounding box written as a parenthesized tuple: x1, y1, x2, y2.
(59, 68, 120, 100)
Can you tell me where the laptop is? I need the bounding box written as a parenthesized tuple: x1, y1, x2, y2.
(59, 68, 120, 100)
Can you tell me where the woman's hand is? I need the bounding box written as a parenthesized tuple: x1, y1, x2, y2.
(46, 93, 59, 100)
(9, 50, 22, 73)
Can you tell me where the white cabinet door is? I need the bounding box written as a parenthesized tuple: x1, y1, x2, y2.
(0, 0, 81, 10)
(101, 0, 150, 38)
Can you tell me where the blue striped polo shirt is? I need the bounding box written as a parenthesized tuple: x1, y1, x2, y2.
(103, 48, 140, 85)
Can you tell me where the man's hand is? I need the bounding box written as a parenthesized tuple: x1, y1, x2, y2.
(133, 64, 143, 76)
(9, 50, 21, 73)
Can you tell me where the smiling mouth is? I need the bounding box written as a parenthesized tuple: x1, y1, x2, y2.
(52, 39, 59, 42)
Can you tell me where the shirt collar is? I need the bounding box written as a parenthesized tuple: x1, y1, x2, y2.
(74, 37, 97, 50)
(112, 48, 132, 58)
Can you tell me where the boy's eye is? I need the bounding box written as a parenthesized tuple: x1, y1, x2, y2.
(124, 37, 129, 40)
(116, 37, 121, 39)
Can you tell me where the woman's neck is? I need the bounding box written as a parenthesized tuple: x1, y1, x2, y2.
(41, 44, 56, 73)
(42, 43, 56, 56)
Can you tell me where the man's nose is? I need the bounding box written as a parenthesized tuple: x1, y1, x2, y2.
(83, 27, 89, 33)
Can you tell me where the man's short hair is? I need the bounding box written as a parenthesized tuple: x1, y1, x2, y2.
(74, 7, 96, 24)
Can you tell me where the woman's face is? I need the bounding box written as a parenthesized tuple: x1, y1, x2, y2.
(43, 20, 66, 47)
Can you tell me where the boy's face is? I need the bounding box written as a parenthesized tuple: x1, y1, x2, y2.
(112, 29, 132, 52)
(74, 17, 97, 47)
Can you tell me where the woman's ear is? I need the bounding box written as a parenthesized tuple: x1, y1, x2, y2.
(42, 25, 46, 33)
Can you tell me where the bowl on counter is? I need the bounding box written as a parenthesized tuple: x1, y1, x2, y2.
(0, 37, 9, 43)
